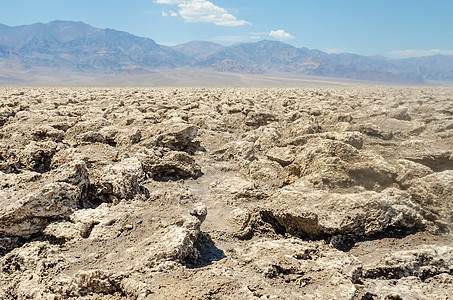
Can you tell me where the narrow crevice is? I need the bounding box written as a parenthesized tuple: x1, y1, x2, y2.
(244, 211, 424, 252)
(0, 231, 67, 257)
(407, 153, 453, 172)
(151, 169, 203, 182)
(183, 232, 225, 269)
(80, 222, 99, 239)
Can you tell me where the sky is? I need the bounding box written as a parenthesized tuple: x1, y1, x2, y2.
(1, 0, 452, 58)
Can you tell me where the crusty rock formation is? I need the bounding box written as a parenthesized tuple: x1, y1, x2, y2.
(1, 87, 453, 299)
(0, 160, 89, 238)
(254, 182, 425, 242)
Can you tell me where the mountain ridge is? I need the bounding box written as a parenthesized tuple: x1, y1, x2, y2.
(1, 20, 453, 84)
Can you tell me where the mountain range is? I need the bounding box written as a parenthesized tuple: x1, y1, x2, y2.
(1, 20, 453, 84)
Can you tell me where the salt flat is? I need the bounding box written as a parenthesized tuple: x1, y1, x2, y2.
(0, 69, 425, 87)
(1, 87, 453, 299)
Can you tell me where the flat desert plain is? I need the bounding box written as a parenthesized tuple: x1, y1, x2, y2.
(1, 87, 453, 299)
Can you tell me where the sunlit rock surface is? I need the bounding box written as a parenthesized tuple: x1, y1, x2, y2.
(1, 87, 453, 299)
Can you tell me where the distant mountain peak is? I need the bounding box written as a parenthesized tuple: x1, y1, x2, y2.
(47, 20, 88, 25)
(0, 20, 452, 83)
(176, 40, 223, 46)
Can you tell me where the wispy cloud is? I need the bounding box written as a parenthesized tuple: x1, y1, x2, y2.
(389, 49, 453, 58)
(162, 10, 178, 17)
(155, 0, 251, 26)
(269, 29, 294, 40)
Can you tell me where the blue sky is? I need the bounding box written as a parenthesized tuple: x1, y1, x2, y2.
(1, 0, 452, 58)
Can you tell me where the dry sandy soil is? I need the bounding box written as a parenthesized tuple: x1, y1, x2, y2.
(1, 87, 453, 299)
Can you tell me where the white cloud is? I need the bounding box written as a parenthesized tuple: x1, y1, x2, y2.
(156, 0, 251, 26)
(389, 49, 453, 58)
(162, 10, 177, 17)
(251, 36, 261, 39)
(269, 29, 294, 40)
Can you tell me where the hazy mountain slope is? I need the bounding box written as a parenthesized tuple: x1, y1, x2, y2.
(0, 44, 29, 70)
(0, 21, 191, 72)
(0, 20, 452, 83)
(195, 40, 303, 67)
(194, 41, 424, 82)
(171, 41, 226, 61)
(396, 55, 453, 81)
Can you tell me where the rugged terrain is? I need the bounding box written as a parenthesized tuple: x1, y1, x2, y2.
(1, 87, 453, 299)
(2, 21, 453, 84)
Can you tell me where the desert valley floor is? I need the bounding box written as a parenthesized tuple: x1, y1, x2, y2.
(1, 87, 453, 299)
